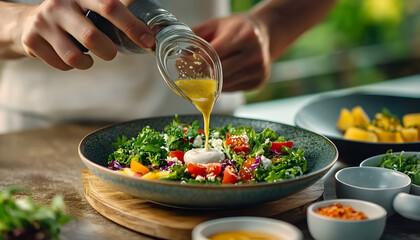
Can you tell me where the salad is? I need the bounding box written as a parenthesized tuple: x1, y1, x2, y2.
(107, 116, 306, 185)
(379, 150, 420, 186)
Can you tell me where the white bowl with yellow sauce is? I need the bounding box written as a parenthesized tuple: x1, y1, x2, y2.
(192, 216, 303, 240)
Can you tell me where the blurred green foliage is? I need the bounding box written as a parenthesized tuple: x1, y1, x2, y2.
(231, 0, 420, 103)
(283, 0, 406, 60)
(232, 0, 407, 59)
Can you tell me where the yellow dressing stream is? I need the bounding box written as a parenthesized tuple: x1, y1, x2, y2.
(174, 78, 217, 149)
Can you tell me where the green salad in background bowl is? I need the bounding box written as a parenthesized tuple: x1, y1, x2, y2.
(360, 150, 420, 195)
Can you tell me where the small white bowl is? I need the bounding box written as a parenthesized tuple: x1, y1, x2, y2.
(307, 199, 386, 240)
(192, 217, 303, 240)
(335, 167, 411, 215)
(393, 192, 420, 221)
(360, 151, 420, 196)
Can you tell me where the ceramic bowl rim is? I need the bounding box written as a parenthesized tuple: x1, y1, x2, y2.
(78, 114, 339, 190)
(335, 166, 412, 191)
(307, 198, 387, 222)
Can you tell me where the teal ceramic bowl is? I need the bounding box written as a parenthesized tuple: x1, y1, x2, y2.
(78, 115, 338, 209)
(295, 93, 420, 164)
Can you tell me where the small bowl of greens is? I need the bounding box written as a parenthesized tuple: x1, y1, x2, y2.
(360, 150, 420, 195)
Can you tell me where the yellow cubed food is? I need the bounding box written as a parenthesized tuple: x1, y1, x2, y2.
(395, 132, 404, 143)
(403, 113, 420, 128)
(142, 171, 170, 180)
(401, 128, 418, 142)
(374, 129, 398, 143)
(337, 108, 354, 131)
(351, 106, 370, 127)
(343, 127, 378, 142)
(122, 167, 135, 176)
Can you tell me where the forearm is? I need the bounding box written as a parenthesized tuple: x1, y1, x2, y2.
(250, 0, 336, 61)
(0, 1, 30, 59)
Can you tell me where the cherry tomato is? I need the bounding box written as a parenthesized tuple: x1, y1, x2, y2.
(186, 163, 207, 177)
(168, 151, 185, 164)
(269, 141, 294, 153)
(206, 163, 222, 177)
(198, 129, 205, 135)
(222, 166, 239, 184)
(240, 158, 257, 183)
(226, 136, 250, 154)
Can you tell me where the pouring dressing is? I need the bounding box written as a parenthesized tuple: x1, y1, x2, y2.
(175, 79, 225, 165)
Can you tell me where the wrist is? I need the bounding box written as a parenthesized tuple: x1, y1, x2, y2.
(0, 2, 32, 58)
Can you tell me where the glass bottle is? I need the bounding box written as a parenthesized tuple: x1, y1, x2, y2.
(83, 0, 223, 104)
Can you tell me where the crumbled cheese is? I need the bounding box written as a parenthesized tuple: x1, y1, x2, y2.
(265, 138, 270, 144)
(213, 131, 220, 138)
(181, 180, 187, 184)
(195, 175, 205, 181)
(162, 133, 168, 142)
(241, 134, 249, 142)
(160, 146, 169, 151)
(231, 134, 249, 142)
(209, 138, 223, 151)
(207, 175, 216, 182)
(166, 156, 182, 165)
(193, 135, 204, 147)
(261, 155, 272, 169)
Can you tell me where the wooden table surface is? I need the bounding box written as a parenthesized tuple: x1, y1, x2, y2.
(0, 124, 419, 240)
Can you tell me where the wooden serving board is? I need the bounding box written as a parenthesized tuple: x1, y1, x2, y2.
(82, 168, 323, 240)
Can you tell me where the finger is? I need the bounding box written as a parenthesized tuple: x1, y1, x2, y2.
(192, 19, 218, 42)
(211, 18, 258, 59)
(41, 27, 93, 70)
(26, 36, 73, 71)
(79, 0, 155, 48)
(58, 10, 117, 60)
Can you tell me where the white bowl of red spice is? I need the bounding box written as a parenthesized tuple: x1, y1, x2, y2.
(307, 199, 386, 240)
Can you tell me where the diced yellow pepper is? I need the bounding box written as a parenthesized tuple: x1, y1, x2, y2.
(344, 127, 378, 142)
(122, 167, 135, 176)
(337, 108, 354, 131)
(403, 113, 420, 128)
(142, 171, 170, 180)
(352, 106, 370, 127)
(401, 128, 418, 142)
(395, 132, 404, 143)
(374, 128, 398, 143)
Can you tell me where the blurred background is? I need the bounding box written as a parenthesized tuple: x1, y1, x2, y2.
(232, 0, 420, 103)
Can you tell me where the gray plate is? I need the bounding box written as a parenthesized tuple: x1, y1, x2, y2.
(295, 92, 420, 165)
(79, 115, 338, 209)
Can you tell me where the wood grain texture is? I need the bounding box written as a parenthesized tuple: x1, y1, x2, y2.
(82, 168, 324, 240)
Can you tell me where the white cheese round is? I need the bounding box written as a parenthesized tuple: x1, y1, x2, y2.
(184, 148, 225, 165)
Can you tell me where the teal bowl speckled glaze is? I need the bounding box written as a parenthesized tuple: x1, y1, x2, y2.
(78, 115, 338, 209)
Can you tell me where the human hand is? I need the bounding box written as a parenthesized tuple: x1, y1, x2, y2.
(15, 0, 154, 70)
(193, 14, 271, 92)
